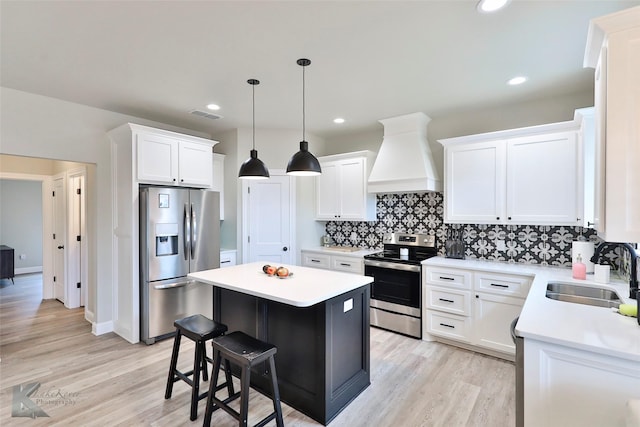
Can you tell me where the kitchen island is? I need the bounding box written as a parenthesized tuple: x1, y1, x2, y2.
(188, 262, 373, 425)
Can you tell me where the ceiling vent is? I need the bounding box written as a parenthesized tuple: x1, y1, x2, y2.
(189, 110, 223, 120)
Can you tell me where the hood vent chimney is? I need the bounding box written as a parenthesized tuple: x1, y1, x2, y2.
(367, 112, 442, 194)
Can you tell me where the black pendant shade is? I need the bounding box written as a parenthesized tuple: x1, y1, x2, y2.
(239, 79, 269, 180)
(286, 140, 321, 176)
(239, 149, 269, 179)
(287, 58, 321, 176)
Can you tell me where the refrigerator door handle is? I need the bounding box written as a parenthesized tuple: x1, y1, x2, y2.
(184, 203, 190, 261)
(153, 280, 194, 290)
(190, 203, 197, 259)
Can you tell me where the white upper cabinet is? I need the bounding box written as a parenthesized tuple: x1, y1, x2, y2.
(177, 140, 214, 187)
(444, 140, 505, 223)
(439, 122, 582, 226)
(134, 125, 216, 188)
(584, 6, 640, 242)
(137, 132, 179, 184)
(506, 132, 581, 225)
(316, 151, 377, 221)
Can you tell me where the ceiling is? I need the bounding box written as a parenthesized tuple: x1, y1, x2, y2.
(1, 1, 638, 140)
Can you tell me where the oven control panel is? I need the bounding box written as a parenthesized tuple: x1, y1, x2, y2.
(382, 233, 435, 248)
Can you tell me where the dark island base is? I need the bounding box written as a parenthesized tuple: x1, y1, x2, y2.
(213, 284, 371, 425)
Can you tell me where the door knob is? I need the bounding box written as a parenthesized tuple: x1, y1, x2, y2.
(57, 245, 64, 249)
(282, 246, 288, 252)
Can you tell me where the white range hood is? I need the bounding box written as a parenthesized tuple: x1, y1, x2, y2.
(367, 112, 442, 194)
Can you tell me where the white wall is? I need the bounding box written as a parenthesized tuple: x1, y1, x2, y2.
(0, 87, 212, 337)
(0, 179, 43, 271)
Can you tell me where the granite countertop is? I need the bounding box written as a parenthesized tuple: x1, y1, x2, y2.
(189, 261, 373, 307)
(422, 257, 639, 362)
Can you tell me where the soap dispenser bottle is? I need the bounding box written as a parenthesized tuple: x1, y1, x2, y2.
(572, 254, 587, 280)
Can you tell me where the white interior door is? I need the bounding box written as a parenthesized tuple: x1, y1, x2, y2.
(52, 176, 66, 303)
(67, 173, 85, 308)
(243, 173, 294, 265)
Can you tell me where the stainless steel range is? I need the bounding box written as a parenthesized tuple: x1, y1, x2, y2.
(364, 232, 438, 338)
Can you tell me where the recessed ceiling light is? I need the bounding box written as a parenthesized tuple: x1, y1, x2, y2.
(508, 76, 528, 86)
(206, 103, 220, 111)
(333, 118, 345, 124)
(477, 0, 510, 13)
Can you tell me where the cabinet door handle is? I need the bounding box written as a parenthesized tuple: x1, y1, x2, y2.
(221, 260, 230, 264)
(340, 263, 351, 267)
(439, 323, 455, 329)
(439, 298, 454, 303)
(311, 259, 320, 263)
(439, 276, 455, 281)
(496, 217, 500, 220)
(490, 283, 509, 288)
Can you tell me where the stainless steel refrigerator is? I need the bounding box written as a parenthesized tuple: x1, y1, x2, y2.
(139, 186, 220, 344)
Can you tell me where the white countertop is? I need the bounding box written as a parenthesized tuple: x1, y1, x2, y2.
(189, 261, 373, 307)
(301, 246, 381, 257)
(422, 257, 640, 362)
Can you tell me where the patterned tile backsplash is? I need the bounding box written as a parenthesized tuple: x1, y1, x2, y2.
(325, 192, 635, 275)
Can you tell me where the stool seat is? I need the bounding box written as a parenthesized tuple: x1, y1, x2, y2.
(212, 331, 277, 364)
(204, 331, 284, 427)
(175, 314, 228, 341)
(165, 314, 233, 422)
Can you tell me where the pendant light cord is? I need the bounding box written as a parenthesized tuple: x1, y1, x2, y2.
(302, 63, 306, 142)
(252, 83, 256, 150)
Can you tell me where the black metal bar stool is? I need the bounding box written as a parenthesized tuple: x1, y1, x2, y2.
(165, 314, 234, 421)
(203, 331, 284, 427)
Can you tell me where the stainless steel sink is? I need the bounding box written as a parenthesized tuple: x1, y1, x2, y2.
(545, 282, 622, 308)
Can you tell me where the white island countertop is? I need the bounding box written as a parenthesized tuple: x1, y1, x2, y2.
(189, 261, 373, 307)
(423, 257, 640, 362)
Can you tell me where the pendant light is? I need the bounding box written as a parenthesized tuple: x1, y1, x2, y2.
(239, 79, 269, 179)
(286, 58, 322, 176)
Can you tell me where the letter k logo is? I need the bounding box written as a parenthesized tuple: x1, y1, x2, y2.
(12, 382, 49, 418)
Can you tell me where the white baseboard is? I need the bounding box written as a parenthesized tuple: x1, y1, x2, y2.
(92, 320, 114, 336)
(15, 266, 43, 275)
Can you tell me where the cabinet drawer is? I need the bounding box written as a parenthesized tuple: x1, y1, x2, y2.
(424, 267, 472, 290)
(302, 252, 330, 269)
(475, 272, 531, 297)
(425, 286, 472, 316)
(425, 310, 472, 342)
(220, 250, 236, 268)
(331, 256, 363, 274)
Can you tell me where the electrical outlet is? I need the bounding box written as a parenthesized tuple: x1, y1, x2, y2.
(350, 232, 358, 241)
(496, 240, 506, 251)
(19, 254, 27, 260)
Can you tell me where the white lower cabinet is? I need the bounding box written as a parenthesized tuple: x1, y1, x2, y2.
(524, 338, 640, 427)
(474, 292, 522, 354)
(424, 265, 531, 359)
(219, 250, 237, 268)
(301, 250, 364, 274)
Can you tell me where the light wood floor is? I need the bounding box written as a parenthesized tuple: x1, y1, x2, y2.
(0, 274, 515, 426)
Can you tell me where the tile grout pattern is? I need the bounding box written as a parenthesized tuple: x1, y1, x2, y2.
(325, 192, 634, 275)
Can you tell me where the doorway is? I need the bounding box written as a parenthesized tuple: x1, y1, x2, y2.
(0, 155, 89, 311)
(241, 171, 296, 265)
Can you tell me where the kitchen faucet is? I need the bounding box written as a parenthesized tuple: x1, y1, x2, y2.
(590, 242, 638, 299)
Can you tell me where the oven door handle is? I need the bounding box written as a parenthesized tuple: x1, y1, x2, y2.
(363, 259, 421, 272)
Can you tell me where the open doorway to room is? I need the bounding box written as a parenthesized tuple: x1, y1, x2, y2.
(0, 154, 92, 314)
